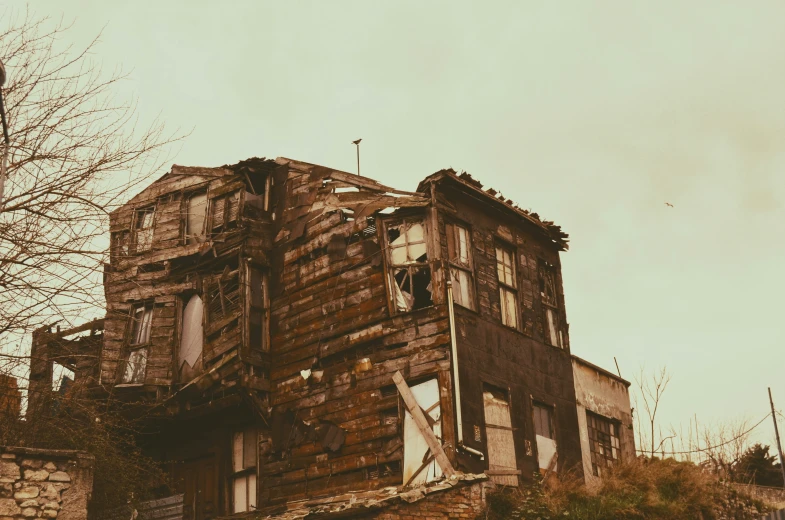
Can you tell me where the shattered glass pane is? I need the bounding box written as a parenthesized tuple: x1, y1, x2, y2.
(389, 221, 427, 265)
(451, 268, 474, 310)
(495, 246, 515, 286)
(393, 266, 432, 311)
(122, 347, 147, 383)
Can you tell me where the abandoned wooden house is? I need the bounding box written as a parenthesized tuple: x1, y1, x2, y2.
(26, 156, 635, 519)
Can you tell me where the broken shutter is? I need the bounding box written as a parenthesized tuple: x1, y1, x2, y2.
(402, 378, 443, 486)
(483, 387, 519, 486)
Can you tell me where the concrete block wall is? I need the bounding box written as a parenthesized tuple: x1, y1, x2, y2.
(0, 447, 94, 520)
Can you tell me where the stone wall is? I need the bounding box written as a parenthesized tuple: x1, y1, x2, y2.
(733, 483, 785, 509)
(0, 447, 94, 520)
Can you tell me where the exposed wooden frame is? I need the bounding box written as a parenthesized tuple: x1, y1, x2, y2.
(392, 370, 455, 478)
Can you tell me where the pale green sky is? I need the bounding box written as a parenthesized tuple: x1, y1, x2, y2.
(8, 1, 785, 450)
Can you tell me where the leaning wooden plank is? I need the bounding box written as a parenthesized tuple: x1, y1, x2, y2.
(392, 370, 455, 477)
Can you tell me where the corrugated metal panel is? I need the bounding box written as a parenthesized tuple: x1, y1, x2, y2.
(761, 509, 785, 520)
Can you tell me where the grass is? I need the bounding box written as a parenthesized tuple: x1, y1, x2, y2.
(477, 458, 771, 520)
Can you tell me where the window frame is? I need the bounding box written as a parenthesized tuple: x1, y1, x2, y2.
(586, 411, 621, 477)
(539, 260, 563, 348)
(183, 190, 208, 245)
(532, 401, 555, 440)
(381, 215, 434, 314)
(231, 428, 258, 514)
(121, 302, 153, 384)
(132, 206, 156, 254)
(446, 221, 476, 311)
(494, 240, 519, 329)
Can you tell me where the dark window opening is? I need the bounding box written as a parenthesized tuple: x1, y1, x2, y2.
(587, 412, 621, 477)
(248, 266, 268, 353)
(138, 262, 166, 274)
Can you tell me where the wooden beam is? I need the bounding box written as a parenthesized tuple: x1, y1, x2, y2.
(392, 370, 456, 477)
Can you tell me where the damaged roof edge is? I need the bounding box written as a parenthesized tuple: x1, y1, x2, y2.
(571, 355, 631, 387)
(417, 169, 569, 251)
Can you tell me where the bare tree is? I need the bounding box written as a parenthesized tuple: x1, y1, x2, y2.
(0, 11, 180, 356)
(0, 11, 183, 515)
(634, 366, 672, 458)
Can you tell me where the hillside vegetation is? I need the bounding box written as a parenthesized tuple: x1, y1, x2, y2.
(478, 459, 773, 520)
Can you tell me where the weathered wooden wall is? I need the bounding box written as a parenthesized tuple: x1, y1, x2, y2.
(262, 160, 453, 503)
(428, 179, 583, 479)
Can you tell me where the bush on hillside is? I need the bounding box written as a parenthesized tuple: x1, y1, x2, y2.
(477, 458, 771, 520)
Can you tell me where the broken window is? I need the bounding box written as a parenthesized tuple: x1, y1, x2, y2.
(122, 303, 153, 384)
(586, 412, 620, 477)
(51, 362, 75, 393)
(385, 218, 432, 312)
(446, 223, 475, 310)
(133, 207, 155, 253)
(111, 230, 130, 259)
(248, 266, 268, 353)
(402, 378, 442, 486)
(539, 262, 562, 348)
(533, 402, 557, 472)
(483, 385, 519, 486)
(495, 243, 518, 328)
(206, 269, 240, 323)
(184, 192, 208, 245)
(211, 191, 240, 233)
(231, 428, 257, 513)
(130, 303, 153, 346)
(179, 294, 204, 381)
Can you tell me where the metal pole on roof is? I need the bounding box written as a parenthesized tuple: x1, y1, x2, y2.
(0, 58, 9, 211)
(352, 138, 361, 176)
(768, 387, 785, 488)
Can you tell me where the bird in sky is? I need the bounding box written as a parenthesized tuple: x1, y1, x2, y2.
(665, 202, 674, 207)
(352, 138, 362, 145)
